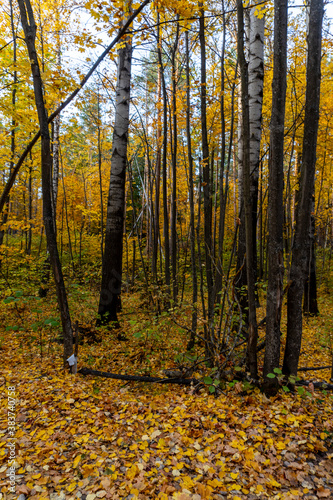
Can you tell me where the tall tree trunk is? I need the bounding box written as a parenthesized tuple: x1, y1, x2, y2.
(170, 19, 179, 303)
(97, 4, 132, 326)
(152, 61, 162, 279)
(215, 0, 226, 302)
(157, 13, 170, 293)
(185, 30, 198, 350)
(283, 0, 323, 377)
(263, 0, 288, 390)
(303, 195, 319, 315)
(52, 26, 61, 226)
(18, 0, 73, 365)
(199, 6, 214, 345)
(97, 91, 104, 260)
(248, 0, 265, 300)
(237, 0, 258, 379)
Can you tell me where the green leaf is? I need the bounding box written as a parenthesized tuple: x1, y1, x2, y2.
(15, 290, 23, 297)
(282, 386, 290, 393)
(204, 376, 213, 385)
(133, 331, 143, 339)
(3, 297, 15, 304)
(273, 368, 282, 374)
(267, 373, 276, 379)
(234, 366, 242, 372)
(209, 385, 216, 393)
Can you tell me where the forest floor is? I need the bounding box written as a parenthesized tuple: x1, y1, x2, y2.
(0, 277, 333, 500)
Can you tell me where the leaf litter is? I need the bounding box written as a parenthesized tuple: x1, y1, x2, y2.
(0, 289, 333, 500)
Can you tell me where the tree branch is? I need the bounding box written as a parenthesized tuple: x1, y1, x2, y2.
(0, 0, 151, 214)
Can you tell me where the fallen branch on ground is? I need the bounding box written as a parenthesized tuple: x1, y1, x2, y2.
(298, 366, 332, 372)
(78, 367, 200, 386)
(296, 380, 333, 390)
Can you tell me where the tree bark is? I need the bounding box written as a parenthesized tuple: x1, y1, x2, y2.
(283, 0, 324, 377)
(157, 13, 170, 293)
(248, 1, 265, 298)
(199, 6, 214, 343)
(185, 30, 198, 350)
(303, 195, 319, 315)
(237, 0, 258, 379)
(17, 0, 73, 365)
(97, 5, 133, 326)
(263, 0, 288, 389)
(170, 19, 180, 303)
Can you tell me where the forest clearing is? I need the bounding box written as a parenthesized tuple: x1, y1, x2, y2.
(1, 0, 333, 498)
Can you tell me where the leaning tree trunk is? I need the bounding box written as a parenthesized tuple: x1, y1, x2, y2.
(97, 5, 132, 326)
(237, 0, 258, 379)
(17, 0, 73, 365)
(263, 0, 288, 391)
(283, 0, 323, 377)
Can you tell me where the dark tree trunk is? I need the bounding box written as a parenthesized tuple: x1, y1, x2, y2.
(263, 0, 288, 390)
(237, 0, 258, 379)
(97, 11, 132, 326)
(185, 30, 198, 350)
(283, 0, 323, 377)
(170, 19, 180, 303)
(152, 56, 162, 279)
(157, 13, 170, 293)
(18, 0, 73, 365)
(199, 6, 214, 339)
(303, 196, 319, 316)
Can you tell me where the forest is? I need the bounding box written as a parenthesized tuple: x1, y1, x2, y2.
(0, 0, 333, 498)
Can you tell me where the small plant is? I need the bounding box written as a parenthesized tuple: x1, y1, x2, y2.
(266, 368, 312, 396)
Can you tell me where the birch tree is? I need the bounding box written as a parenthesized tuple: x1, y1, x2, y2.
(97, 2, 133, 326)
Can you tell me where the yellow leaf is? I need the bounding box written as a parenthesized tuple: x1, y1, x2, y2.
(73, 455, 81, 468)
(127, 464, 138, 480)
(267, 478, 281, 488)
(180, 476, 194, 490)
(230, 472, 239, 479)
(67, 482, 76, 492)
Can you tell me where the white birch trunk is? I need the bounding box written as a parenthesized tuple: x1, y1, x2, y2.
(97, 7, 133, 325)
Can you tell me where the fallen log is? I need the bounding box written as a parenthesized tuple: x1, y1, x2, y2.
(78, 367, 200, 386)
(296, 380, 333, 390)
(298, 366, 332, 372)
